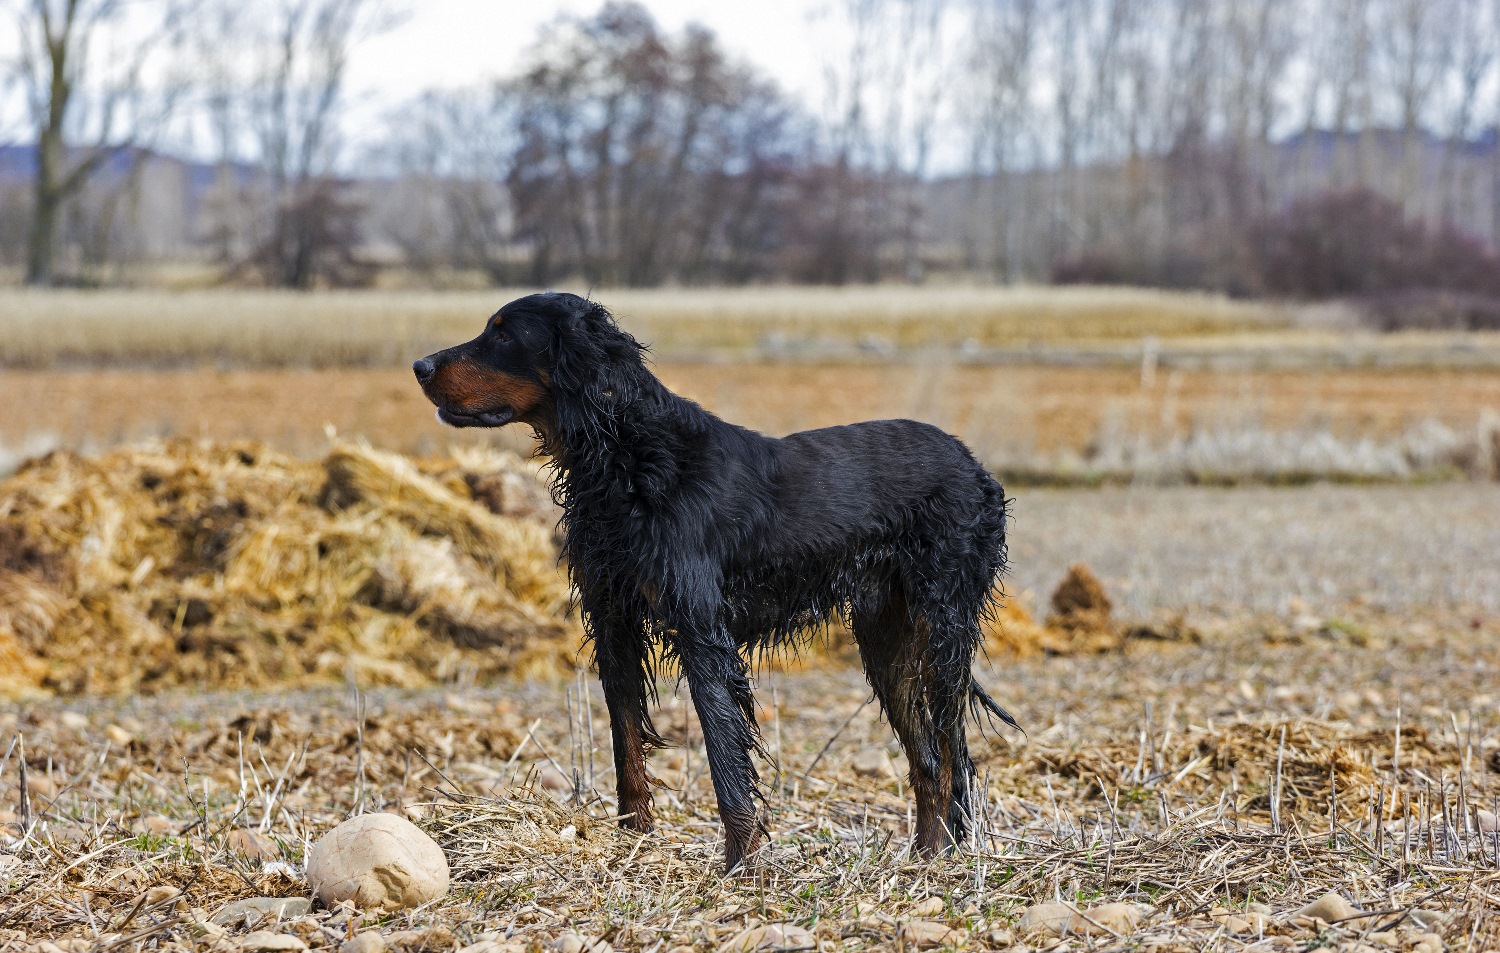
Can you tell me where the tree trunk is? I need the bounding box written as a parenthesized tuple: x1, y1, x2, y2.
(26, 127, 66, 286)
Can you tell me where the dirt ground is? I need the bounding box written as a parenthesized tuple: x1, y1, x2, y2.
(2, 613, 1498, 951)
(4, 362, 1500, 464)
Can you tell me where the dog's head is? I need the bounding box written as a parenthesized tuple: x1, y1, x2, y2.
(413, 291, 644, 432)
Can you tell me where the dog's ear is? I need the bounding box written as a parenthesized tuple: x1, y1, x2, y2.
(548, 298, 649, 438)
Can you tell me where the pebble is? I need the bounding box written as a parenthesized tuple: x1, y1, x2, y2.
(899, 919, 967, 948)
(718, 923, 816, 951)
(226, 828, 278, 860)
(1478, 809, 1498, 834)
(1078, 903, 1142, 935)
(104, 724, 134, 746)
(548, 934, 613, 953)
(1292, 891, 1361, 926)
(138, 815, 176, 836)
(26, 775, 57, 798)
(909, 896, 946, 917)
(144, 885, 181, 906)
(238, 932, 309, 953)
(58, 712, 89, 731)
(851, 748, 897, 780)
(1411, 933, 1444, 953)
(538, 767, 572, 793)
(211, 897, 313, 928)
(459, 938, 528, 953)
(1019, 903, 1076, 936)
(339, 935, 386, 953)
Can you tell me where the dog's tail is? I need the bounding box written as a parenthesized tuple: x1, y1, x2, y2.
(969, 677, 1023, 735)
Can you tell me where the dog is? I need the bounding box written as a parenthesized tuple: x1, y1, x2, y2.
(414, 291, 1017, 871)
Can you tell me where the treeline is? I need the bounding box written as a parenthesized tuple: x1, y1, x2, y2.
(2, 0, 1500, 308)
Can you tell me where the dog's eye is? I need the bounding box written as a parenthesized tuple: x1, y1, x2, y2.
(494, 329, 514, 345)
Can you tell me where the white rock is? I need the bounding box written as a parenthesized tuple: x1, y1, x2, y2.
(899, 920, 967, 948)
(1018, 902, 1076, 936)
(1292, 891, 1361, 926)
(851, 749, 897, 780)
(718, 924, 815, 951)
(238, 932, 308, 953)
(1078, 903, 1142, 935)
(305, 813, 449, 912)
(339, 935, 386, 953)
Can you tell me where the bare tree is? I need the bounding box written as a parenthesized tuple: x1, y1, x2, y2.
(505, 3, 799, 286)
(9, 0, 191, 285)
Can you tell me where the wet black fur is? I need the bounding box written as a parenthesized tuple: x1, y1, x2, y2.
(416, 292, 1018, 871)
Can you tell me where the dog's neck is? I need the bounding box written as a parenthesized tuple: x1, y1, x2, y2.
(540, 359, 697, 514)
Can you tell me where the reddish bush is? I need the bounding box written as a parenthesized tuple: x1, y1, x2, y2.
(1251, 188, 1500, 299)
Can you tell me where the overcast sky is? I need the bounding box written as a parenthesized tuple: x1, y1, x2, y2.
(349, 1, 833, 114)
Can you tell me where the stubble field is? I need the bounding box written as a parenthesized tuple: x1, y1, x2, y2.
(3, 286, 1500, 951)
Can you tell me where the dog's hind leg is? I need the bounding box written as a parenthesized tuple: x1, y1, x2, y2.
(850, 586, 951, 856)
(591, 603, 662, 834)
(677, 626, 765, 873)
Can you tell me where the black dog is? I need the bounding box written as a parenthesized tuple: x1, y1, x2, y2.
(414, 292, 1016, 871)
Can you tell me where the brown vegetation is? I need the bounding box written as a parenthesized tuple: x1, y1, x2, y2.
(0, 440, 575, 697)
(1, 616, 1497, 948)
(6, 357, 1500, 483)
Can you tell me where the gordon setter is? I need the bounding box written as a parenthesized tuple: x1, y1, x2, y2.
(414, 292, 1017, 871)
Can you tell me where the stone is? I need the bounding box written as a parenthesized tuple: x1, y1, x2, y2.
(718, 923, 816, 951)
(548, 934, 613, 953)
(144, 885, 181, 906)
(339, 935, 386, 953)
(1411, 934, 1444, 953)
(139, 815, 176, 836)
(538, 767, 572, 793)
(851, 748, 897, 780)
(58, 712, 88, 731)
(212, 897, 314, 928)
(910, 896, 946, 918)
(305, 813, 449, 912)
(104, 724, 134, 746)
(899, 919, 967, 948)
(1078, 903, 1142, 935)
(1019, 903, 1077, 937)
(238, 932, 309, 953)
(26, 775, 57, 798)
(1478, 809, 1498, 834)
(459, 939, 528, 953)
(1292, 892, 1361, 926)
(226, 828, 278, 860)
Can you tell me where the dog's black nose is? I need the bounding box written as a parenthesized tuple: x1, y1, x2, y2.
(412, 358, 436, 384)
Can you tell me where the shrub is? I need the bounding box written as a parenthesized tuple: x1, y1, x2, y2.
(1251, 187, 1500, 299)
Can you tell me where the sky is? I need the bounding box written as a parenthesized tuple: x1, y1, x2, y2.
(348, 0, 833, 113)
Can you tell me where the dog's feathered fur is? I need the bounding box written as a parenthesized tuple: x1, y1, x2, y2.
(415, 292, 1017, 871)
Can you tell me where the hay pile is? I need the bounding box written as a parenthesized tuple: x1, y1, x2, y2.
(0, 439, 1187, 697)
(0, 439, 578, 696)
(983, 563, 1199, 657)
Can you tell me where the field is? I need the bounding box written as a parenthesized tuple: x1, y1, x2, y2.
(0, 287, 1290, 368)
(3, 286, 1500, 950)
(4, 286, 1500, 483)
(2, 537, 1499, 950)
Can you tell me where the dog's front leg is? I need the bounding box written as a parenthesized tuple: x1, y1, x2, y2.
(678, 630, 765, 873)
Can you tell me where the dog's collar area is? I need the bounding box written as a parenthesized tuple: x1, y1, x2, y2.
(436, 406, 516, 428)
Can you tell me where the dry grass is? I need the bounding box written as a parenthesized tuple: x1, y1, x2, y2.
(2, 618, 1498, 950)
(0, 287, 1288, 369)
(6, 361, 1500, 484)
(3, 442, 1499, 948)
(0, 439, 577, 698)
